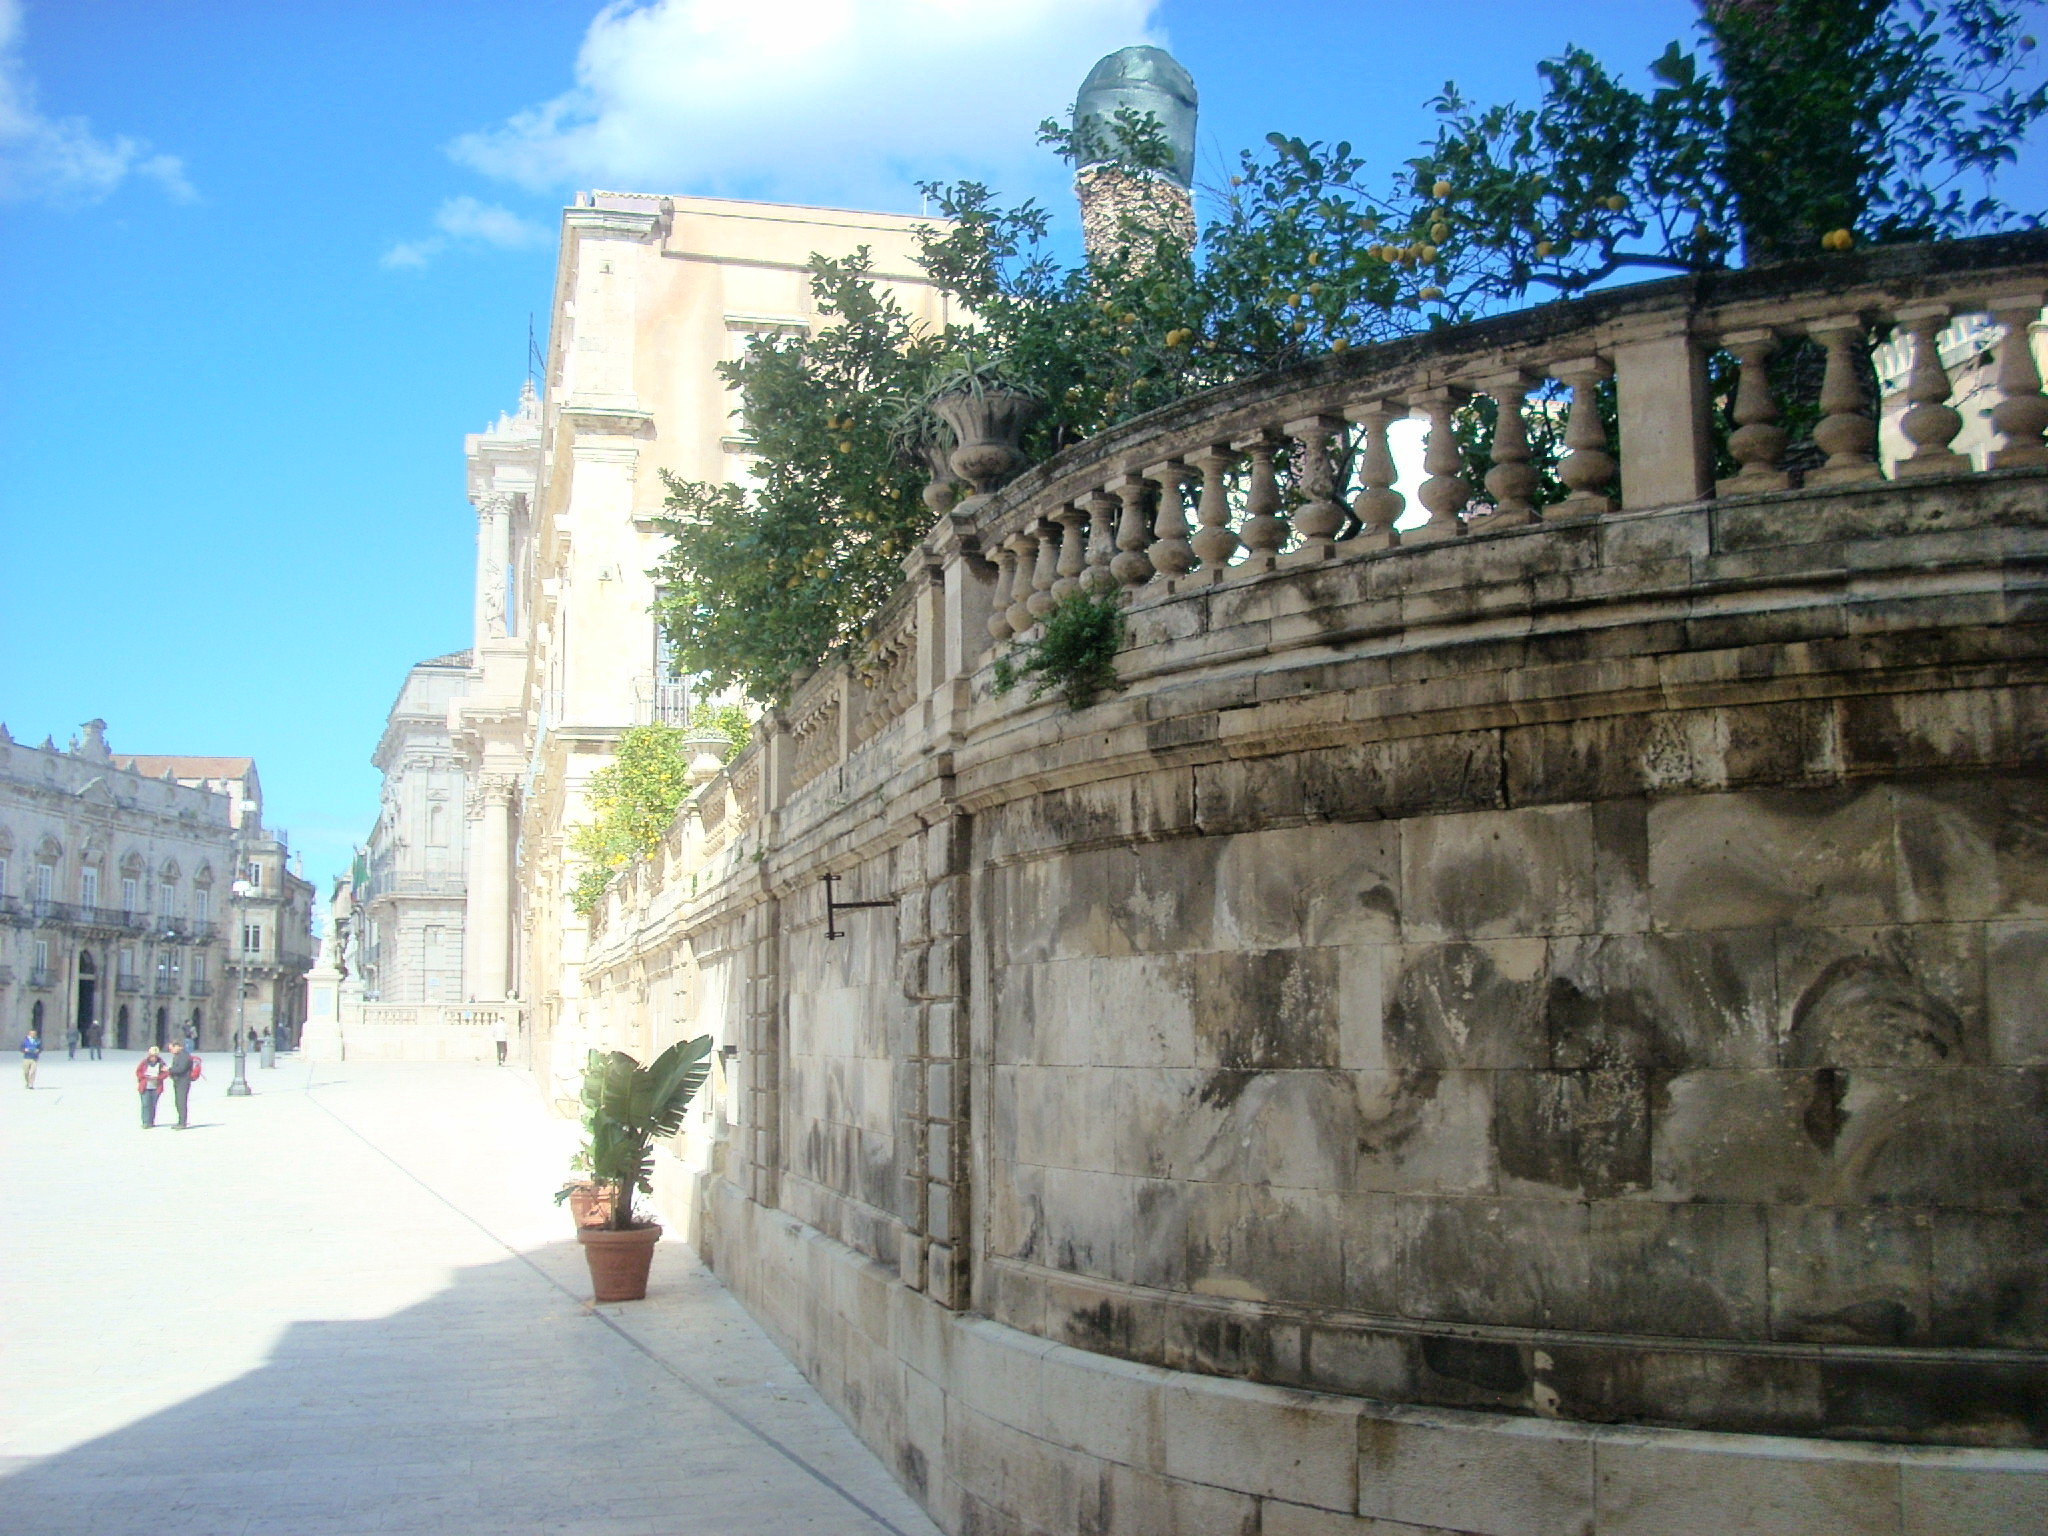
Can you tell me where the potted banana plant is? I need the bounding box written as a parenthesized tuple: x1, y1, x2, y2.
(562, 1034, 713, 1303)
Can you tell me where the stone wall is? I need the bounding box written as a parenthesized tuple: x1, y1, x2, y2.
(584, 237, 2048, 1533)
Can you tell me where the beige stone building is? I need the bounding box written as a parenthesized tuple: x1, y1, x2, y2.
(110, 751, 316, 1049)
(357, 651, 472, 1005)
(0, 721, 311, 1053)
(450, 192, 958, 1096)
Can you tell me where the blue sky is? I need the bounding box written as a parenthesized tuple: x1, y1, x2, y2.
(2, 0, 2044, 897)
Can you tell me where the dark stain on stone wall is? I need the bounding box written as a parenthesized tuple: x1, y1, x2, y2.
(1785, 953, 1963, 1067)
(1420, 1335, 1527, 1396)
(1803, 1067, 1850, 1151)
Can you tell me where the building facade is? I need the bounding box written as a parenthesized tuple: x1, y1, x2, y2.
(108, 749, 317, 1049)
(450, 192, 958, 1098)
(357, 651, 471, 1005)
(0, 721, 310, 1052)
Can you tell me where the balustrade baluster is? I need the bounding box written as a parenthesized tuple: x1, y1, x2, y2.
(1989, 294, 2048, 469)
(1552, 357, 1615, 514)
(1343, 400, 1404, 549)
(1716, 331, 1790, 493)
(1895, 305, 1969, 477)
(1189, 445, 1241, 570)
(1805, 317, 1881, 485)
(1409, 389, 1469, 542)
(1283, 415, 1346, 557)
(987, 543, 1017, 641)
(1082, 489, 1118, 592)
(1050, 503, 1088, 600)
(1472, 374, 1539, 528)
(1110, 473, 1155, 588)
(1005, 530, 1040, 634)
(1143, 460, 1198, 578)
(1027, 519, 1060, 619)
(1233, 431, 1288, 566)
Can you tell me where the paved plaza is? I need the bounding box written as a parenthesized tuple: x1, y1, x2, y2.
(0, 1051, 942, 1536)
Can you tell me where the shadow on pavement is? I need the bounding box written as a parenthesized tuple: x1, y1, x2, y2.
(1, 1241, 929, 1536)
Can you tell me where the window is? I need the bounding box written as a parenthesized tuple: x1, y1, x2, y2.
(80, 868, 99, 909)
(0, 856, 8, 896)
(243, 922, 262, 954)
(120, 947, 136, 978)
(34, 938, 48, 975)
(194, 888, 210, 923)
(35, 863, 53, 902)
(192, 953, 206, 983)
(122, 877, 139, 912)
(427, 803, 446, 847)
(245, 862, 262, 891)
(159, 882, 175, 917)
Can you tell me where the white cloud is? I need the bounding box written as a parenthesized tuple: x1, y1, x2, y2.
(0, 0, 193, 205)
(380, 197, 550, 270)
(449, 0, 1162, 204)
(434, 194, 548, 248)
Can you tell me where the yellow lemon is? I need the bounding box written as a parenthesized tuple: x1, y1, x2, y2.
(1420, 285, 1444, 301)
(1332, 337, 1351, 354)
(1605, 194, 1629, 212)
(1536, 240, 1555, 257)
(1432, 179, 1453, 199)
(1430, 221, 1450, 243)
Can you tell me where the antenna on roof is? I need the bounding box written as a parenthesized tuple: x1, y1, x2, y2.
(527, 314, 544, 391)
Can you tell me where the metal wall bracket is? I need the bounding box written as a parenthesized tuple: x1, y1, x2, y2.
(824, 873, 894, 940)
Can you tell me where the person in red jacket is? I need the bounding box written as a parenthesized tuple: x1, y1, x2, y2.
(136, 1046, 170, 1128)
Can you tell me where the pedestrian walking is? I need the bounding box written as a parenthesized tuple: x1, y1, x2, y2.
(19, 1027, 41, 1089)
(87, 1021, 103, 1060)
(166, 1041, 202, 1129)
(65, 1025, 78, 1059)
(136, 1046, 169, 1128)
(492, 1012, 508, 1067)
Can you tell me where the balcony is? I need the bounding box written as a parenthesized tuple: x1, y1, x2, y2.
(188, 979, 213, 998)
(153, 977, 179, 996)
(28, 968, 53, 989)
(0, 896, 29, 927)
(116, 974, 140, 994)
(188, 921, 219, 945)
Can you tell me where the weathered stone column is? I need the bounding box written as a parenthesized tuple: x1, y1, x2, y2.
(473, 491, 513, 644)
(463, 774, 514, 1001)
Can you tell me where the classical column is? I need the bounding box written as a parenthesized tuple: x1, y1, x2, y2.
(474, 491, 514, 644)
(463, 774, 515, 1001)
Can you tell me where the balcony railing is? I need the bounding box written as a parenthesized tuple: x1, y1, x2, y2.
(187, 979, 213, 998)
(116, 974, 140, 994)
(0, 896, 29, 927)
(28, 968, 53, 989)
(153, 977, 180, 996)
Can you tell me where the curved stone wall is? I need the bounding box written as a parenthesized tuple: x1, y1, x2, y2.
(964, 480, 2048, 1449)
(577, 237, 2048, 1531)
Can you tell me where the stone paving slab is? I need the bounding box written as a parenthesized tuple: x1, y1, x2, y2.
(0, 1053, 941, 1536)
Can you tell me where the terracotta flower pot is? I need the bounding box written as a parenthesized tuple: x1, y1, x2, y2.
(565, 1182, 614, 1229)
(578, 1222, 662, 1303)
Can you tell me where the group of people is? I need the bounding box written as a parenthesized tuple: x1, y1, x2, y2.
(17, 1028, 207, 1130)
(134, 1043, 202, 1128)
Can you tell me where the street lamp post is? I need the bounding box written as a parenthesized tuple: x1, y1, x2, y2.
(226, 878, 253, 1097)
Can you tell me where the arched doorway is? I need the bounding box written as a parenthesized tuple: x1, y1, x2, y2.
(153, 1006, 167, 1049)
(76, 951, 97, 1052)
(188, 1007, 202, 1048)
(31, 999, 44, 1035)
(116, 1004, 130, 1050)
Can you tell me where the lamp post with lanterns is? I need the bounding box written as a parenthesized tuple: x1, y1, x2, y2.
(226, 877, 254, 1097)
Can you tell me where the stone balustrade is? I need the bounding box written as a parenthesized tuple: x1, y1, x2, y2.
(961, 231, 2047, 630)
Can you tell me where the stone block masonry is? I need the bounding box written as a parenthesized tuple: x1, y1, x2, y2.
(579, 234, 2048, 1533)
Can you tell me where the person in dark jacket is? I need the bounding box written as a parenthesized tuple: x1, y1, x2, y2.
(19, 1028, 41, 1089)
(136, 1046, 169, 1127)
(166, 1042, 201, 1129)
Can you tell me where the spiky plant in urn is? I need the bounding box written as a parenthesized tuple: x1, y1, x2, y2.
(927, 361, 1044, 498)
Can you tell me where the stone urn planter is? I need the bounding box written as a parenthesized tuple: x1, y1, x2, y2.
(931, 382, 1044, 495)
(563, 1181, 614, 1229)
(578, 1222, 663, 1302)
